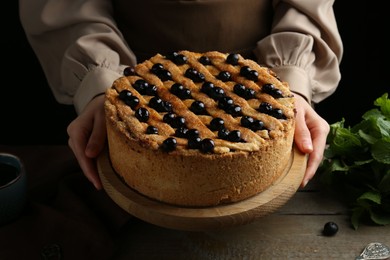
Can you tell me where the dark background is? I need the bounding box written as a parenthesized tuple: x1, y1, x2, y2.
(1, 1, 388, 145)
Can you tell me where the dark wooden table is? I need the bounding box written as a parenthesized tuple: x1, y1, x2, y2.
(1, 145, 389, 259)
(115, 183, 390, 259)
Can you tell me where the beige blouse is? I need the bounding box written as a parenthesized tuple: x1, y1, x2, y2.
(19, 0, 343, 114)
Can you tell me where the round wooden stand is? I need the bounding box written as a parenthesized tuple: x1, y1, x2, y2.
(97, 146, 306, 231)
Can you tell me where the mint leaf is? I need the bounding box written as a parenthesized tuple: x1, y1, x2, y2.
(319, 92, 390, 229)
(372, 138, 390, 164)
(378, 170, 390, 192)
(357, 191, 381, 204)
(369, 210, 390, 226)
(375, 93, 390, 117)
(351, 207, 365, 230)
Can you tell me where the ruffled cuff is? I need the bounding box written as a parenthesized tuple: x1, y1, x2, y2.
(271, 65, 312, 104)
(74, 67, 123, 114)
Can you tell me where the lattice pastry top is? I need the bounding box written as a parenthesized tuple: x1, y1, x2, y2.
(105, 50, 295, 155)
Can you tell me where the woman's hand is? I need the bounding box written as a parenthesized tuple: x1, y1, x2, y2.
(67, 95, 106, 190)
(293, 94, 330, 188)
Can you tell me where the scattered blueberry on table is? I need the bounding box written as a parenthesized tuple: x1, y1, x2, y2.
(322, 221, 339, 236)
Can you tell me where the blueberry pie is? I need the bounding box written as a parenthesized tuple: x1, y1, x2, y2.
(104, 50, 296, 207)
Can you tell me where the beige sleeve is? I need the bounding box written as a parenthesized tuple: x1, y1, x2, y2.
(19, 0, 137, 114)
(254, 0, 343, 104)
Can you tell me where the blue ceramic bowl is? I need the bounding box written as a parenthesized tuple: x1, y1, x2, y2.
(0, 153, 27, 225)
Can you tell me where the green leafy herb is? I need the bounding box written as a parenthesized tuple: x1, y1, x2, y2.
(319, 93, 390, 229)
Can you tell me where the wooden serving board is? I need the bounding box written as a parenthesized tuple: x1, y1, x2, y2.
(97, 146, 307, 231)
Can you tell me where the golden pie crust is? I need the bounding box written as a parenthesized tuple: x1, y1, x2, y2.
(104, 50, 296, 207)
